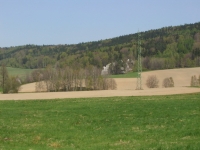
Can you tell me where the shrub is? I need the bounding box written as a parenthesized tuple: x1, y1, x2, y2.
(191, 75, 200, 87)
(163, 77, 174, 88)
(146, 75, 159, 88)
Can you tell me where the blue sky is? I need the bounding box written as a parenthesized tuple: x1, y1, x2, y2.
(1, 0, 200, 47)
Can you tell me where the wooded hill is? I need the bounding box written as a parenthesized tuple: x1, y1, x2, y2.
(0, 22, 200, 73)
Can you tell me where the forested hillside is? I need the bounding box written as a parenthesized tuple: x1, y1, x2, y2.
(0, 22, 200, 73)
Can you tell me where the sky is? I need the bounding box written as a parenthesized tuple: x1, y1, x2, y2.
(1, 0, 200, 47)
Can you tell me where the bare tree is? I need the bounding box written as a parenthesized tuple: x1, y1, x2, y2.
(191, 75, 199, 87)
(43, 65, 54, 92)
(77, 69, 85, 91)
(35, 71, 46, 92)
(107, 78, 117, 90)
(146, 75, 159, 88)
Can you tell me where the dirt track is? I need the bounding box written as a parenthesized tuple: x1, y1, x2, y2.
(0, 67, 200, 100)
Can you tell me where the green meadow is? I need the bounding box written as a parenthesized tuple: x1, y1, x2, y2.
(110, 71, 138, 78)
(0, 93, 200, 149)
(7, 67, 34, 78)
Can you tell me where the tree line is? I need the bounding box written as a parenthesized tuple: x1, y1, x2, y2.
(27, 66, 117, 92)
(0, 64, 117, 94)
(0, 22, 200, 73)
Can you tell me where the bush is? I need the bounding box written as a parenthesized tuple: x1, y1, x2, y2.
(146, 75, 159, 88)
(190, 75, 200, 87)
(163, 77, 174, 88)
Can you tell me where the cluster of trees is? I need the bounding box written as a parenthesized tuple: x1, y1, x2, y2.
(0, 64, 21, 93)
(27, 66, 117, 92)
(142, 55, 200, 71)
(0, 22, 200, 73)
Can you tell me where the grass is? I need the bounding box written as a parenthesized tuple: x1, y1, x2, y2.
(7, 67, 35, 78)
(0, 94, 200, 149)
(110, 71, 138, 78)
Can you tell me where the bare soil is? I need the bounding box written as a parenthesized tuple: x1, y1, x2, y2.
(0, 67, 200, 100)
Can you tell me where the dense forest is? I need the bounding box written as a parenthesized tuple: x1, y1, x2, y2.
(0, 22, 200, 73)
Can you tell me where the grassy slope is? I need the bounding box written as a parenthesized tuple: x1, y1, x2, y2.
(7, 67, 34, 76)
(110, 71, 138, 78)
(7, 67, 34, 78)
(0, 94, 200, 149)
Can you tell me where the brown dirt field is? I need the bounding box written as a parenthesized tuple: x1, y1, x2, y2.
(0, 67, 200, 100)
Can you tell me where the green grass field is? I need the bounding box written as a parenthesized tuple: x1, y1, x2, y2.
(7, 67, 34, 78)
(0, 94, 200, 149)
(110, 71, 138, 78)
